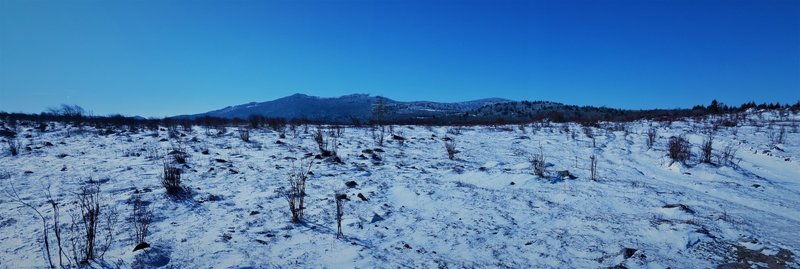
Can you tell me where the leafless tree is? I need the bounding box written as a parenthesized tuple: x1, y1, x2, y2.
(590, 155, 598, 181)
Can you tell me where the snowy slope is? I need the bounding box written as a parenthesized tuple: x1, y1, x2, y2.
(0, 111, 799, 268)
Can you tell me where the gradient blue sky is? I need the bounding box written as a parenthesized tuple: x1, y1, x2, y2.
(1, 0, 798, 117)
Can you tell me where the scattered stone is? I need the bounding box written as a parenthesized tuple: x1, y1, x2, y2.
(132, 242, 150, 252)
(0, 129, 16, 138)
(622, 247, 637, 259)
(557, 170, 577, 179)
(221, 233, 232, 241)
(215, 159, 227, 163)
(336, 193, 349, 200)
(717, 246, 795, 269)
(357, 193, 368, 201)
(663, 203, 695, 214)
(345, 181, 358, 188)
(370, 214, 385, 223)
(249, 211, 260, 216)
(510, 181, 516, 185)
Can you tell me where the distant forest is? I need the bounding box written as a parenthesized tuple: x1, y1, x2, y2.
(1, 100, 799, 134)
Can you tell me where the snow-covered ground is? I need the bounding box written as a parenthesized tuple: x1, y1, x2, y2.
(1, 111, 799, 268)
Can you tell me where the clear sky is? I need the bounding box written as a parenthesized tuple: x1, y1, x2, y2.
(1, 0, 798, 117)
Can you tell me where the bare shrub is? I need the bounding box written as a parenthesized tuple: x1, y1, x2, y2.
(768, 126, 786, 145)
(131, 195, 152, 251)
(532, 147, 546, 177)
(167, 124, 180, 139)
(701, 135, 713, 164)
(238, 127, 250, 142)
(161, 162, 183, 195)
(667, 135, 691, 164)
(646, 127, 657, 149)
(331, 125, 345, 138)
(371, 125, 385, 147)
(719, 143, 739, 167)
(329, 136, 341, 163)
(180, 120, 192, 132)
(7, 138, 19, 156)
(314, 126, 331, 156)
(279, 160, 313, 223)
(144, 143, 161, 161)
(42, 186, 68, 267)
(169, 143, 188, 164)
(267, 118, 287, 138)
(444, 138, 458, 160)
(72, 183, 116, 263)
(6, 183, 54, 268)
(335, 192, 347, 238)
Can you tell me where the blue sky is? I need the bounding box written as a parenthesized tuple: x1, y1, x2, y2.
(1, 0, 798, 117)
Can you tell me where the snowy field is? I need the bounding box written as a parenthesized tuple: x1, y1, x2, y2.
(1, 111, 799, 268)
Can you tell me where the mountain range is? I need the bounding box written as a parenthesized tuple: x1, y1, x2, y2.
(174, 93, 512, 123)
(172, 93, 720, 124)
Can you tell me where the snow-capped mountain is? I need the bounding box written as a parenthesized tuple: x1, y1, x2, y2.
(174, 93, 511, 122)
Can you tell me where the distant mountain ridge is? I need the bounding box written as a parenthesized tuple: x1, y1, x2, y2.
(173, 93, 732, 124)
(173, 93, 512, 123)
